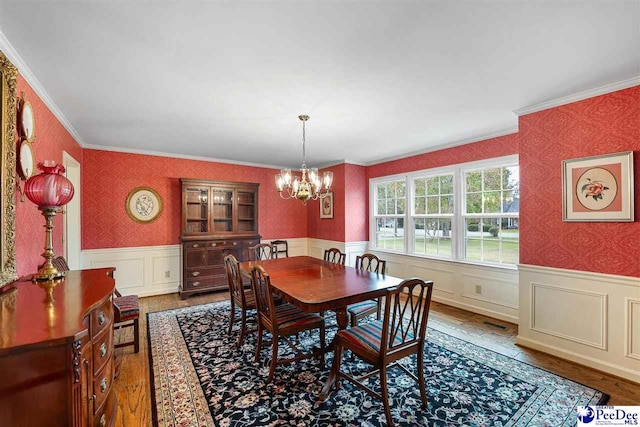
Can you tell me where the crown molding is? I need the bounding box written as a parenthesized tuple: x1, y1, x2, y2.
(365, 126, 519, 167)
(82, 143, 290, 170)
(514, 76, 640, 117)
(0, 30, 87, 148)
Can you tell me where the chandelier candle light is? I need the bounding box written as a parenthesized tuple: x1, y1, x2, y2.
(275, 115, 333, 205)
(24, 161, 75, 296)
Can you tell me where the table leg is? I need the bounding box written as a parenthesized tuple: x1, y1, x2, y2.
(320, 307, 348, 399)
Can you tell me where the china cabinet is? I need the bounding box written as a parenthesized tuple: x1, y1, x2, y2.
(180, 179, 260, 298)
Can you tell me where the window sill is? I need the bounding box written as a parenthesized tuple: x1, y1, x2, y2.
(369, 248, 519, 272)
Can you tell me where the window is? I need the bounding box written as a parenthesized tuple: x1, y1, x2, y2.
(463, 165, 519, 264)
(370, 156, 519, 267)
(373, 179, 406, 252)
(412, 173, 454, 258)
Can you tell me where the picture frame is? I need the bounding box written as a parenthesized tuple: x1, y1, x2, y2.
(125, 186, 163, 223)
(562, 151, 634, 222)
(320, 192, 333, 219)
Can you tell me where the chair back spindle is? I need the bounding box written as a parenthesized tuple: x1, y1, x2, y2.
(250, 265, 277, 326)
(249, 243, 277, 261)
(324, 248, 346, 265)
(355, 253, 386, 274)
(224, 254, 244, 303)
(381, 278, 433, 355)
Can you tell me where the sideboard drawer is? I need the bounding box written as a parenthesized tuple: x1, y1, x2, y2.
(92, 329, 113, 375)
(185, 266, 225, 279)
(93, 355, 114, 414)
(91, 298, 113, 338)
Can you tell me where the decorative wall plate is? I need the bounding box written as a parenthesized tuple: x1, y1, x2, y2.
(19, 100, 35, 142)
(125, 187, 163, 223)
(17, 139, 35, 180)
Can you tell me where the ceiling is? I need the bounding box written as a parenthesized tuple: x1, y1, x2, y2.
(0, 1, 638, 169)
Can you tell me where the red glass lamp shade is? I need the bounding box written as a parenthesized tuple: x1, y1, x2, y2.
(25, 161, 74, 207)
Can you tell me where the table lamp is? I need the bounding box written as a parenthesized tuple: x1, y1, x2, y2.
(24, 161, 75, 287)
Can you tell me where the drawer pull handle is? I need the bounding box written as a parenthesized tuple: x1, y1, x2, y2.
(100, 414, 107, 427)
(192, 243, 200, 248)
(89, 394, 96, 402)
(192, 271, 200, 277)
(98, 312, 106, 326)
(192, 281, 200, 287)
(100, 343, 107, 358)
(233, 242, 238, 246)
(211, 242, 217, 247)
(100, 378, 108, 393)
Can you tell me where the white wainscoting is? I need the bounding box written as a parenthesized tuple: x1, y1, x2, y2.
(518, 264, 640, 384)
(367, 250, 519, 323)
(82, 245, 182, 297)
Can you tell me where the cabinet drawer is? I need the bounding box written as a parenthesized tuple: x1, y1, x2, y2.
(186, 266, 225, 279)
(185, 241, 207, 249)
(92, 328, 113, 375)
(184, 276, 227, 291)
(243, 239, 260, 247)
(91, 298, 113, 338)
(93, 354, 114, 414)
(208, 240, 239, 248)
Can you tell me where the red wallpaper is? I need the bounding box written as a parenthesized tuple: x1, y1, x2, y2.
(15, 76, 83, 277)
(519, 86, 640, 277)
(367, 133, 520, 179)
(82, 150, 308, 249)
(306, 163, 345, 241)
(344, 164, 368, 242)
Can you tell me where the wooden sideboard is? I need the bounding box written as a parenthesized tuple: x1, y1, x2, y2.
(180, 179, 260, 298)
(0, 268, 118, 427)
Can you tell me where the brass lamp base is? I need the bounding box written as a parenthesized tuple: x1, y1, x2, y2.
(32, 206, 65, 301)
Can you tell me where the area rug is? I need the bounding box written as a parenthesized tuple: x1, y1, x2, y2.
(148, 301, 608, 426)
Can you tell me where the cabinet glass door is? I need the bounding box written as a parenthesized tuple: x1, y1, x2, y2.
(185, 187, 209, 233)
(237, 190, 256, 232)
(212, 189, 233, 232)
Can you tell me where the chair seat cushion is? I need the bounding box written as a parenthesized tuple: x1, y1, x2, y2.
(347, 300, 378, 316)
(274, 303, 323, 330)
(338, 320, 412, 354)
(114, 295, 140, 322)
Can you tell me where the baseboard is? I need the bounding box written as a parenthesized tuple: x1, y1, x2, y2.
(516, 336, 640, 384)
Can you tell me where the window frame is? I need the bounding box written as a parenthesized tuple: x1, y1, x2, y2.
(369, 155, 519, 269)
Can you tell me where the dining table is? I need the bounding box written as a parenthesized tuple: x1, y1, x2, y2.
(238, 255, 405, 396)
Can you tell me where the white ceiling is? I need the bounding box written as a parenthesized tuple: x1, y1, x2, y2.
(0, 1, 638, 169)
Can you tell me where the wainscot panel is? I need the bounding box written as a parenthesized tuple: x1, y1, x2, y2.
(82, 245, 181, 297)
(518, 264, 640, 384)
(367, 251, 519, 323)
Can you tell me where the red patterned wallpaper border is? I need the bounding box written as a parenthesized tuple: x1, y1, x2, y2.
(15, 76, 83, 277)
(519, 86, 640, 277)
(82, 150, 309, 249)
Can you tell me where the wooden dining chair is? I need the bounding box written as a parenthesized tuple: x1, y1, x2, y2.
(248, 243, 277, 261)
(270, 240, 289, 258)
(327, 278, 434, 426)
(250, 265, 326, 383)
(224, 254, 257, 347)
(323, 248, 346, 265)
(348, 253, 387, 327)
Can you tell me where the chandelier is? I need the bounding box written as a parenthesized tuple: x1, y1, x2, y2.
(275, 115, 333, 205)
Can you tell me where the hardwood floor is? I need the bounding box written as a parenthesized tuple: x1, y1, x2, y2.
(112, 292, 640, 426)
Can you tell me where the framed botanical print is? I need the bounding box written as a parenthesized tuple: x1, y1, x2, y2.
(320, 192, 333, 219)
(126, 186, 163, 223)
(562, 151, 634, 222)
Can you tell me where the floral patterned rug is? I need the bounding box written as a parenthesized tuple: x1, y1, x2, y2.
(148, 301, 607, 427)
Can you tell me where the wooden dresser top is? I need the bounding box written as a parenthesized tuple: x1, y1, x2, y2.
(0, 268, 116, 354)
